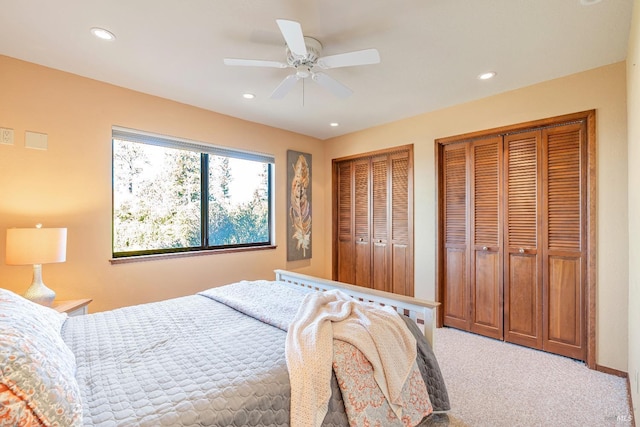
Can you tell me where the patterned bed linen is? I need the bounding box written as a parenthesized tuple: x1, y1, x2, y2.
(61, 282, 447, 426)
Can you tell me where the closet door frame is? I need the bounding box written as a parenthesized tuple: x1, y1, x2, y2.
(435, 110, 596, 368)
(332, 144, 415, 295)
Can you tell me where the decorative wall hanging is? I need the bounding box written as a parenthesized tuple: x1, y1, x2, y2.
(287, 150, 312, 261)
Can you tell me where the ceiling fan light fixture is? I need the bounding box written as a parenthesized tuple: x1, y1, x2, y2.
(478, 71, 497, 80)
(90, 27, 116, 41)
(295, 65, 312, 79)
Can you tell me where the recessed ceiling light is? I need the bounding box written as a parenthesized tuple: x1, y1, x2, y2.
(330, 122, 339, 127)
(91, 27, 116, 41)
(478, 71, 497, 80)
(242, 93, 256, 99)
(580, 0, 602, 5)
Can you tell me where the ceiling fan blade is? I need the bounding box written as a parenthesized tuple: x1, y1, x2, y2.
(312, 72, 353, 98)
(276, 19, 308, 57)
(317, 48, 381, 69)
(223, 58, 288, 68)
(270, 74, 300, 99)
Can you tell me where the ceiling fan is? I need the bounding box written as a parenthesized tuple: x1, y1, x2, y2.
(223, 19, 381, 99)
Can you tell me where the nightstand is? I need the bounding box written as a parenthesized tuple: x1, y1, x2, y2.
(52, 299, 92, 317)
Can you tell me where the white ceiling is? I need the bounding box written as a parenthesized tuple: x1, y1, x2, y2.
(0, 0, 633, 140)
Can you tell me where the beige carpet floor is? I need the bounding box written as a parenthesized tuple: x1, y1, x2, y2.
(431, 327, 633, 427)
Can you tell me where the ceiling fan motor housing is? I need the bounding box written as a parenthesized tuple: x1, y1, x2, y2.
(287, 36, 322, 71)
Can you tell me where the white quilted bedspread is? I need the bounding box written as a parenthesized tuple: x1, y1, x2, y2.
(61, 289, 349, 427)
(60, 280, 444, 427)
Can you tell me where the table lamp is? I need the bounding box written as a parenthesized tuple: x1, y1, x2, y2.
(5, 224, 67, 306)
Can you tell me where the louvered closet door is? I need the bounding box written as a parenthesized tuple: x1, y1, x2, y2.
(337, 161, 355, 284)
(443, 143, 470, 330)
(334, 147, 414, 296)
(353, 159, 372, 288)
(470, 137, 502, 339)
(541, 123, 586, 360)
(438, 112, 593, 362)
(371, 155, 390, 292)
(390, 151, 413, 296)
(503, 131, 544, 350)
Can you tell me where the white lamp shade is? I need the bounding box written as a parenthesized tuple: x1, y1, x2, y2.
(6, 227, 67, 265)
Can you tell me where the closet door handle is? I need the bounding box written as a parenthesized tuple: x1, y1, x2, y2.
(519, 248, 525, 254)
(482, 246, 488, 251)
(378, 239, 383, 243)
(359, 237, 364, 242)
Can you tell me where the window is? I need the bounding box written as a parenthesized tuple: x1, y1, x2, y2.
(112, 127, 273, 258)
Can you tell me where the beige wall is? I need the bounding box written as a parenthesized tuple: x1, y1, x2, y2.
(0, 52, 631, 374)
(627, 0, 640, 420)
(324, 62, 629, 372)
(0, 55, 326, 313)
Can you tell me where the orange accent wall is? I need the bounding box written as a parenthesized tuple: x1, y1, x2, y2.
(0, 55, 326, 313)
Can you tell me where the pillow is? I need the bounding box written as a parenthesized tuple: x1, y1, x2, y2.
(0, 288, 68, 333)
(0, 288, 83, 426)
(0, 383, 45, 426)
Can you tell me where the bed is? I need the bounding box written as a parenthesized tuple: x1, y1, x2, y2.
(0, 270, 449, 426)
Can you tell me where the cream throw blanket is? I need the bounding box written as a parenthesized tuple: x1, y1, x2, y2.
(285, 289, 417, 427)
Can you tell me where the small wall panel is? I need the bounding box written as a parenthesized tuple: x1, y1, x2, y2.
(372, 241, 388, 292)
(507, 254, 539, 341)
(444, 247, 467, 326)
(392, 244, 410, 296)
(354, 240, 371, 288)
(338, 239, 354, 284)
(547, 256, 581, 346)
(474, 251, 500, 328)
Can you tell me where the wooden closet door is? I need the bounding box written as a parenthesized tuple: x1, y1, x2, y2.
(503, 131, 544, 350)
(437, 111, 594, 363)
(390, 151, 413, 296)
(541, 122, 586, 360)
(336, 161, 355, 284)
(371, 155, 390, 292)
(354, 159, 372, 288)
(334, 146, 414, 296)
(470, 137, 502, 339)
(336, 159, 371, 288)
(442, 143, 470, 330)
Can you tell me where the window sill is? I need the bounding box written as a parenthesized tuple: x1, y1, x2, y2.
(109, 245, 277, 264)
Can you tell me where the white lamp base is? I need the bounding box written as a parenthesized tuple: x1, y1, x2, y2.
(23, 264, 56, 307)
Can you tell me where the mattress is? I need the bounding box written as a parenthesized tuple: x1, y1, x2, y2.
(61, 281, 448, 426)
